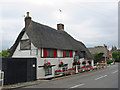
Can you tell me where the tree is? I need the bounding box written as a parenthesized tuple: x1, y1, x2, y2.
(111, 46, 117, 51)
(112, 51, 120, 62)
(93, 52, 104, 63)
(0, 49, 10, 58)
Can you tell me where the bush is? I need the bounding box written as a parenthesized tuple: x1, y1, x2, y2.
(107, 60, 113, 64)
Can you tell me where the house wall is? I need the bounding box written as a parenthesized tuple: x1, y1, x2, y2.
(37, 54, 75, 79)
(12, 33, 37, 58)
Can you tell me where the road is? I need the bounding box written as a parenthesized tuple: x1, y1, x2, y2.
(24, 63, 118, 88)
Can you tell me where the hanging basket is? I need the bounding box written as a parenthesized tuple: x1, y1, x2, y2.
(59, 61, 64, 67)
(88, 61, 91, 65)
(82, 61, 86, 65)
(44, 62, 51, 69)
(77, 60, 81, 65)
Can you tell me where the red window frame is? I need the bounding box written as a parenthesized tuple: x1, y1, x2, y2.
(63, 51, 66, 57)
(43, 49, 47, 58)
(53, 49, 57, 57)
(70, 51, 73, 57)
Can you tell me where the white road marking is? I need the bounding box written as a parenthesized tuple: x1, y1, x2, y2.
(70, 83, 85, 88)
(112, 70, 118, 74)
(95, 75, 107, 80)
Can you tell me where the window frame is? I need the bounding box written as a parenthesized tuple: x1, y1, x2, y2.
(42, 48, 57, 58)
(63, 50, 73, 58)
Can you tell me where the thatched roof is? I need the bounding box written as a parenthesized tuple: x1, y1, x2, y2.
(9, 20, 93, 59)
(88, 47, 109, 57)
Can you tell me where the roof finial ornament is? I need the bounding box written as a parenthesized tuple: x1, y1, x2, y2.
(59, 9, 62, 23)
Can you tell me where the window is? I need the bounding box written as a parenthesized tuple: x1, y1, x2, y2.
(62, 65, 68, 72)
(63, 50, 73, 57)
(20, 39, 31, 50)
(45, 67, 52, 76)
(43, 48, 57, 58)
(47, 49, 54, 58)
(81, 51, 86, 58)
(65, 51, 70, 57)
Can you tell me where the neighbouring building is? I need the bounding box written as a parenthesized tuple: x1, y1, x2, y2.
(9, 12, 94, 79)
(88, 45, 112, 62)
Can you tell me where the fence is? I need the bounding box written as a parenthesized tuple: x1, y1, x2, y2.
(0, 70, 4, 89)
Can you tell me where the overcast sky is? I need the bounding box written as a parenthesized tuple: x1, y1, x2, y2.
(0, 0, 118, 51)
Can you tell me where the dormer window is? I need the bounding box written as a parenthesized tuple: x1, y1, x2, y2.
(20, 39, 31, 50)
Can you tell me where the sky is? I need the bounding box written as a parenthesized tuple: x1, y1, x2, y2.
(0, 0, 119, 51)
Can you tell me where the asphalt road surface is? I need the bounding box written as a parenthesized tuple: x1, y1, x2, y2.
(24, 63, 119, 88)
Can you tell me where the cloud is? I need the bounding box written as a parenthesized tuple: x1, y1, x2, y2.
(0, 0, 118, 50)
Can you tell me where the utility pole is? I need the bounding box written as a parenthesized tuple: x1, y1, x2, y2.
(104, 44, 107, 68)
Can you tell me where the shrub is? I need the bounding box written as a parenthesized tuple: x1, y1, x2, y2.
(107, 60, 113, 64)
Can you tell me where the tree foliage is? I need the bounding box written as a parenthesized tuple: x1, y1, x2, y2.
(93, 52, 104, 63)
(112, 51, 120, 62)
(0, 49, 10, 58)
(111, 46, 117, 51)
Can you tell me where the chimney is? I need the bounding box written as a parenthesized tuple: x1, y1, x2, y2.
(57, 23, 64, 30)
(24, 12, 31, 31)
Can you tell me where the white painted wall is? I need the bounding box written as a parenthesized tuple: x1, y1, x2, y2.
(12, 32, 37, 58)
(36, 48, 75, 79)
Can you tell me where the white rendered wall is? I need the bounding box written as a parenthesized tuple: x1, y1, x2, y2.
(12, 32, 37, 58)
(36, 49, 75, 79)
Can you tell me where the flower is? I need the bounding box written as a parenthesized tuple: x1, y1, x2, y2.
(64, 70, 69, 72)
(82, 61, 86, 64)
(90, 66, 93, 70)
(85, 68, 88, 71)
(87, 65, 91, 67)
(69, 68, 74, 70)
(77, 60, 81, 65)
(94, 67, 97, 69)
(59, 61, 64, 67)
(100, 61, 104, 64)
(78, 70, 83, 72)
(70, 71, 75, 73)
(44, 62, 51, 68)
(55, 70, 62, 72)
(82, 66, 85, 68)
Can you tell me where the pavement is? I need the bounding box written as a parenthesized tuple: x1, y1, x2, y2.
(2, 63, 119, 89)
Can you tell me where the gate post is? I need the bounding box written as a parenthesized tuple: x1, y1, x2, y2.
(0, 70, 4, 89)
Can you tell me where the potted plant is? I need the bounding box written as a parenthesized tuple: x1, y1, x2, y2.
(55, 70, 63, 75)
(87, 65, 91, 71)
(81, 66, 85, 72)
(90, 66, 93, 71)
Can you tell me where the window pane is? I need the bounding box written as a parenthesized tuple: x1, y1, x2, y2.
(45, 67, 52, 76)
(65, 50, 70, 57)
(20, 39, 31, 50)
(47, 49, 53, 58)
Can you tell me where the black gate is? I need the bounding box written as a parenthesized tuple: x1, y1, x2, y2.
(2, 58, 36, 85)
